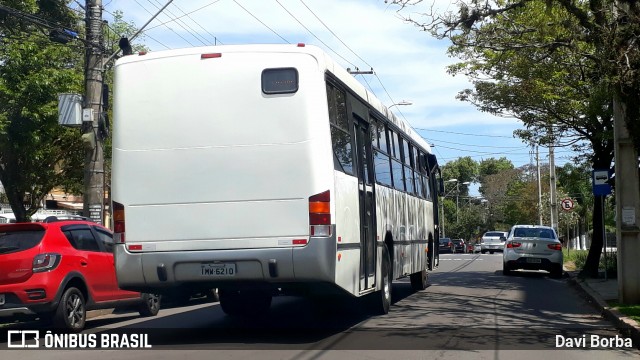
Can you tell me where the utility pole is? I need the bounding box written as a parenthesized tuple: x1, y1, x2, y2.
(82, 0, 105, 224)
(441, 200, 445, 238)
(536, 146, 543, 225)
(613, 99, 640, 304)
(549, 144, 558, 233)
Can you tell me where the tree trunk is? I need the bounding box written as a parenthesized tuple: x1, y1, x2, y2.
(580, 195, 604, 278)
(5, 185, 28, 223)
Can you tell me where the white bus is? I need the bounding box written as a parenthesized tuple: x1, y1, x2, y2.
(112, 44, 443, 316)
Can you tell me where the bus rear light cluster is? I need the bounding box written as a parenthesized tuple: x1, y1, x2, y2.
(309, 190, 331, 237)
(113, 201, 126, 243)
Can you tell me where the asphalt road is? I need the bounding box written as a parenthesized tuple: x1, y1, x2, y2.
(2, 252, 639, 359)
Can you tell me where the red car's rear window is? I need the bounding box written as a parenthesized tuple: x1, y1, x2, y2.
(0, 225, 45, 255)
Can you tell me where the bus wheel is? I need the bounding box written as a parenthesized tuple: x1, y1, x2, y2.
(206, 288, 219, 302)
(370, 246, 391, 315)
(219, 289, 272, 317)
(410, 269, 428, 291)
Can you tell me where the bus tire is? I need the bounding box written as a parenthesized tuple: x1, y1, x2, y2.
(206, 288, 219, 302)
(410, 269, 428, 291)
(138, 293, 161, 317)
(219, 289, 272, 317)
(370, 246, 391, 315)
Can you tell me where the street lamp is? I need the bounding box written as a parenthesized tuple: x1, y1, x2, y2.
(456, 181, 470, 223)
(441, 179, 458, 237)
(388, 100, 412, 109)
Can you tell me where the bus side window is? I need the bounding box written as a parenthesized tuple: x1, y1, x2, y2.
(424, 174, 432, 200)
(326, 82, 353, 175)
(374, 150, 392, 186)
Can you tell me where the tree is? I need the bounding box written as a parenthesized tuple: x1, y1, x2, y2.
(441, 156, 478, 197)
(478, 157, 514, 196)
(0, 0, 84, 222)
(100, 10, 149, 205)
(388, 0, 637, 277)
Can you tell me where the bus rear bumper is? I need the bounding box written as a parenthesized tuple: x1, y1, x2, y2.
(114, 235, 337, 293)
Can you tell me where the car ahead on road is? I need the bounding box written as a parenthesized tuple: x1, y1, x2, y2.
(465, 242, 475, 253)
(438, 237, 453, 253)
(451, 239, 465, 253)
(473, 243, 482, 253)
(480, 231, 508, 254)
(0, 219, 160, 332)
(502, 225, 563, 278)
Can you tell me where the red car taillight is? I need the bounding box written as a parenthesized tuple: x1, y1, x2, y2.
(309, 190, 331, 237)
(506, 242, 522, 248)
(547, 243, 562, 251)
(113, 201, 125, 243)
(32, 253, 61, 273)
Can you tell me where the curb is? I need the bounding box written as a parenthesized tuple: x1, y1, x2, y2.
(566, 271, 640, 348)
(87, 309, 114, 320)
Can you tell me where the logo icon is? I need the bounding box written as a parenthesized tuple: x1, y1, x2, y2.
(7, 330, 40, 348)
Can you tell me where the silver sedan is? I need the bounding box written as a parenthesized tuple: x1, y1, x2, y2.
(502, 225, 563, 278)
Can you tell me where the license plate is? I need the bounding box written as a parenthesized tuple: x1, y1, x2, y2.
(0, 294, 4, 306)
(526, 258, 542, 263)
(201, 263, 236, 276)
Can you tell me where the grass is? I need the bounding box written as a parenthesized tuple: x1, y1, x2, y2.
(608, 301, 640, 323)
(562, 248, 617, 277)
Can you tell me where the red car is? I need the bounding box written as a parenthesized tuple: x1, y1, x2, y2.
(0, 219, 160, 332)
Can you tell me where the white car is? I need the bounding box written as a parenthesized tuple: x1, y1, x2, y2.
(502, 225, 563, 278)
(480, 231, 507, 254)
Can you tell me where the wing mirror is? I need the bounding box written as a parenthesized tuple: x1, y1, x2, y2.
(500, 236, 507, 242)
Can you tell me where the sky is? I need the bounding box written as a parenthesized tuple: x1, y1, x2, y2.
(94, 0, 579, 177)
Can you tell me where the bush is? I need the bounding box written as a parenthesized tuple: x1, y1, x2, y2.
(564, 249, 588, 268)
(563, 249, 617, 277)
(600, 251, 617, 278)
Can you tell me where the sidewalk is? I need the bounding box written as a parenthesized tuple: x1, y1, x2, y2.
(566, 270, 640, 346)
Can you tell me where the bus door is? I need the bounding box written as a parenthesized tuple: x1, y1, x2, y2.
(353, 116, 376, 292)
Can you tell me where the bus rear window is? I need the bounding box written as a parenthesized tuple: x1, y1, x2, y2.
(262, 68, 298, 94)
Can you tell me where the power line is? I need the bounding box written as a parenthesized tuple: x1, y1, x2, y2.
(431, 138, 529, 149)
(416, 127, 516, 138)
(299, 0, 372, 70)
(148, 0, 209, 46)
(102, 5, 171, 50)
(232, 0, 289, 43)
(143, 0, 222, 35)
(133, 0, 195, 47)
(274, 0, 355, 68)
(166, 1, 223, 45)
(430, 143, 531, 155)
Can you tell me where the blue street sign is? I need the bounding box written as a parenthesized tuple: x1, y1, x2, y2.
(592, 169, 612, 196)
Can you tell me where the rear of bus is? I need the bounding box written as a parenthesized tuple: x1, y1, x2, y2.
(111, 45, 338, 296)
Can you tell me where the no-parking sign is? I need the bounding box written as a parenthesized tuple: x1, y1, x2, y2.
(560, 198, 574, 211)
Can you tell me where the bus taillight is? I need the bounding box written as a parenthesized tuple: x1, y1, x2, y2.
(113, 201, 126, 243)
(309, 190, 331, 236)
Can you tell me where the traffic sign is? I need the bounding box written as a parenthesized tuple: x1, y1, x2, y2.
(592, 169, 612, 196)
(560, 198, 574, 211)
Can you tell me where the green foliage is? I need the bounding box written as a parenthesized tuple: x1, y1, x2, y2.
(564, 249, 589, 268)
(609, 302, 640, 323)
(441, 156, 478, 186)
(101, 9, 148, 186)
(478, 157, 514, 196)
(564, 249, 617, 278)
(0, 1, 84, 221)
(387, 0, 639, 277)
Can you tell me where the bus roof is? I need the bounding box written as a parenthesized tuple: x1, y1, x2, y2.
(114, 43, 433, 154)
